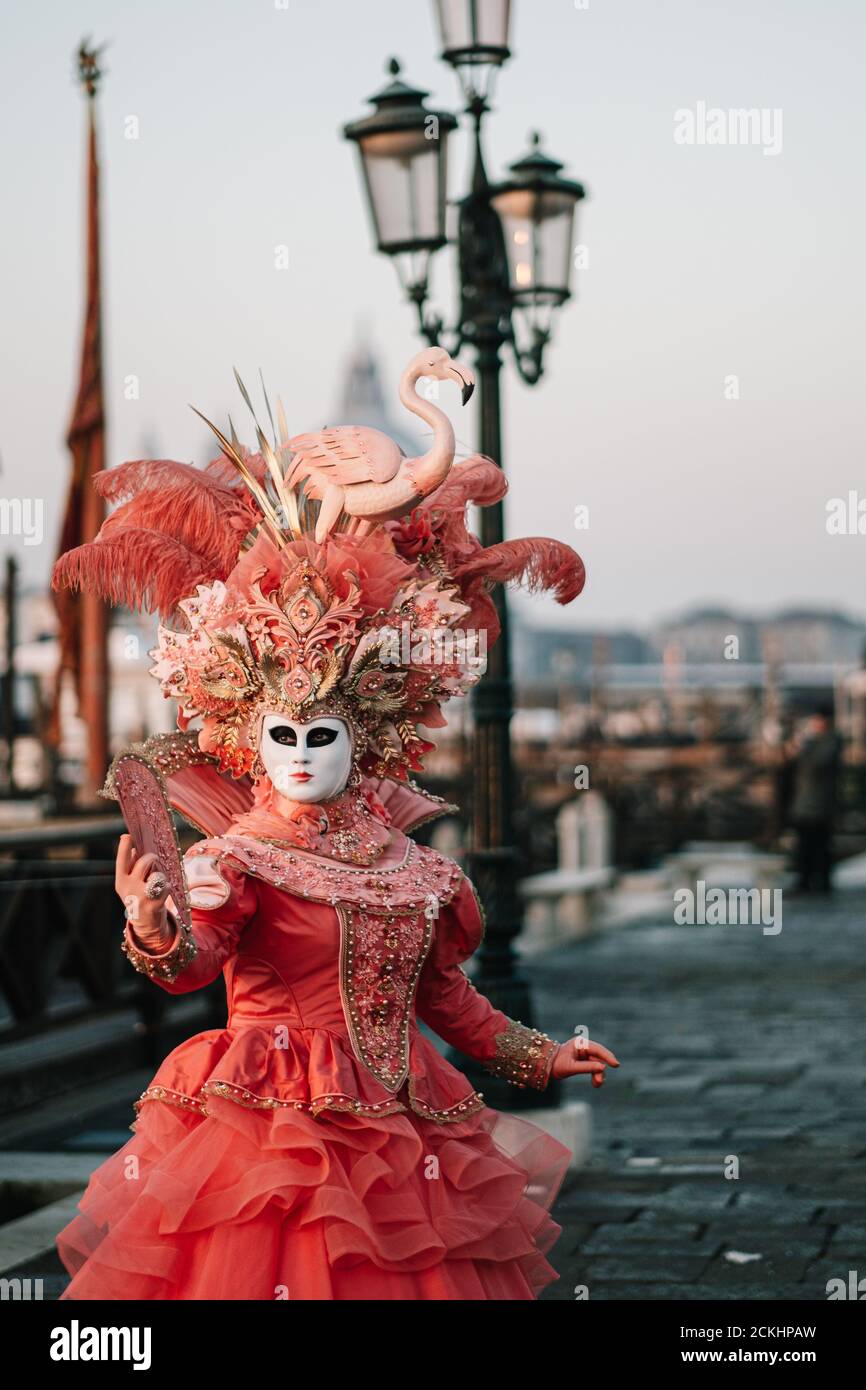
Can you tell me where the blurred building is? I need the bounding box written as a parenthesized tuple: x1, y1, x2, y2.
(334, 339, 423, 457)
(654, 606, 866, 666)
(513, 604, 866, 743)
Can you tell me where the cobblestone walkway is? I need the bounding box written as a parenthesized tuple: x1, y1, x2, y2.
(535, 888, 866, 1300)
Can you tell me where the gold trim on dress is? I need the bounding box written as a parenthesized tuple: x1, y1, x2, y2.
(133, 1077, 485, 1125)
(401, 802, 460, 834)
(406, 1073, 485, 1122)
(121, 915, 198, 983)
(226, 832, 413, 873)
(133, 1084, 210, 1116)
(101, 730, 216, 801)
(483, 1018, 559, 1091)
(203, 1079, 409, 1119)
(190, 836, 465, 917)
(337, 904, 435, 1093)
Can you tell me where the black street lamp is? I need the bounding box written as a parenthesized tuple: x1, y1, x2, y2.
(343, 3, 586, 1110)
(433, 0, 512, 100)
(343, 60, 457, 300)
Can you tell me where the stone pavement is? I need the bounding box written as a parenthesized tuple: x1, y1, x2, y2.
(535, 887, 866, 1300)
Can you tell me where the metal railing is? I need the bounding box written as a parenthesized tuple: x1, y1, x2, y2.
(0, 817, 222, 1044)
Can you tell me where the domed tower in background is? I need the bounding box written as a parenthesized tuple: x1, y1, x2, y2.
(335, 339, 424, 458)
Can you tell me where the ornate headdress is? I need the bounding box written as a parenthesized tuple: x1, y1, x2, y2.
(52, 360, 585, 801)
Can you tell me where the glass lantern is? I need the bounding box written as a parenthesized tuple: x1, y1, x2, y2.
(490, 133, 586, 333)
(344, 60, 457, 295)
(433, 0, 512, 102)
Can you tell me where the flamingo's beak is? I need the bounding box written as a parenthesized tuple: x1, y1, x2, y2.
(449, 361, 475, 406)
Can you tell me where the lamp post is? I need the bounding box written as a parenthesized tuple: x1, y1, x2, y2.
(344, 2, 586, 1109)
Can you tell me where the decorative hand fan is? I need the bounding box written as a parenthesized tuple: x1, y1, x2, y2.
(113, 754, 192, 931)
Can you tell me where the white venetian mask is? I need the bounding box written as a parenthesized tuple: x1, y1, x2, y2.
(259, 713, 353, 804)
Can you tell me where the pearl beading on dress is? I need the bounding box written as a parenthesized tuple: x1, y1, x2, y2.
(133, 1079, 487, 1125)
(122, 916, 197, 983)
(338, 904, 433, 1093)
(187, 835, 464, 915)
(484, 1019, 559, 1091)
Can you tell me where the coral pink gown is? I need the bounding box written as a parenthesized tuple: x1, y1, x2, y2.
(56, 827, 570, 1300)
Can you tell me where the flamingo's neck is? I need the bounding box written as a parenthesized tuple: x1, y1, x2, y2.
(399, 367, 455, 490)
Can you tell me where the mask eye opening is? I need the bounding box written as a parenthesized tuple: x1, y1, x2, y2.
(306, 726, 340, 748)
(266, 723, 297, 747)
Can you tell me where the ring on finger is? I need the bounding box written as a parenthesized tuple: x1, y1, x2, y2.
(145, 876, 167, 900)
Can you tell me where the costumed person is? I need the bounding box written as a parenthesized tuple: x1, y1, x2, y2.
(51, 348, 618, 1301)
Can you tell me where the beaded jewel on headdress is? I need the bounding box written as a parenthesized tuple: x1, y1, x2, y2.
(52, 357, 586, 786)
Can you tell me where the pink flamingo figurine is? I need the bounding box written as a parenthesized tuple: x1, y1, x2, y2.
(287, 347, 475, 542)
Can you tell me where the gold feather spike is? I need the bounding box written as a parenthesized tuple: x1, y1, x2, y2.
(259, 368, 278, 450)
(275, 396, 298, 520)
(276, 395, 291, 448)
(260, 432, 301, 537)
(232, 368, 274, 459)
(228, 414, 243, 456)
(189, 405, 286, 549)
(232, 367, 259, 423)
(233, 369, 300, 538)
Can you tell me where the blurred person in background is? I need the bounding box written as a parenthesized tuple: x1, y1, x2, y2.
(785, 705, 843, 894)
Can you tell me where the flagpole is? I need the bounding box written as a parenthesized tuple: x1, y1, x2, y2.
(58, 41, 109, 804)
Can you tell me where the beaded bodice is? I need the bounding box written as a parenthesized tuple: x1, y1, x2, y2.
(123, 829, 560, 1125)
(187, 834, 464, 1091)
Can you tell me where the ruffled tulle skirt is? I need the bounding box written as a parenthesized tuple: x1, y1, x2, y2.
(56, 1082, 570, 1301)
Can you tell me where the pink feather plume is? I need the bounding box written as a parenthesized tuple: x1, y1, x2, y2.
(51, 527, 222, 617)
(52, 457, 266, 615)
(95, 459, 258, 572)
(423, 454, 507, 513)
(453, 537, 586, 605)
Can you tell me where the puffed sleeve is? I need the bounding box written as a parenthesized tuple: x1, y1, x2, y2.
(414, 875, 560, 1092)
(121, 854, 257, 995)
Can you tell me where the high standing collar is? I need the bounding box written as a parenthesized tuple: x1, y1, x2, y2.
(223, 776, 395, 866)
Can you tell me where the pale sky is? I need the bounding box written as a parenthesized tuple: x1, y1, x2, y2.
(1, 0, 864, 635)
